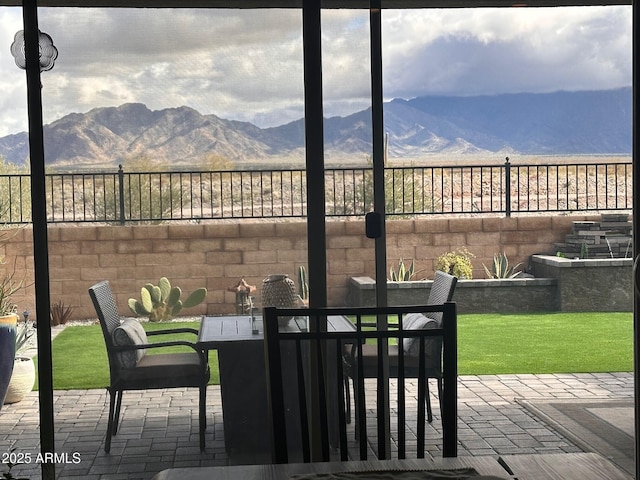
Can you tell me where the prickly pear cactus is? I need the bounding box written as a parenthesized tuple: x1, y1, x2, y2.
(128, 277, 207, 322)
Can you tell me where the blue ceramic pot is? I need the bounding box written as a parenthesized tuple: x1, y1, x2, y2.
(0, 313, 18, 410)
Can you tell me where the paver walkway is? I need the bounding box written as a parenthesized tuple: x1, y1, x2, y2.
(0, 372, 634, 479)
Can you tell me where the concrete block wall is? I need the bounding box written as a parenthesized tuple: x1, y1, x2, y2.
(0, 213, 598, 322)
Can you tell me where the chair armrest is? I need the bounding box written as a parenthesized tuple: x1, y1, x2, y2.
(356, 322, 400, 329)
(112, 340, 201, 354)
(112, 341, 209, 369)
(146, 327, 199, 337)
(357, 321, 377, 328)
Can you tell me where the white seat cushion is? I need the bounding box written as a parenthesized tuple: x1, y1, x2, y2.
(112, 319, 147, 368)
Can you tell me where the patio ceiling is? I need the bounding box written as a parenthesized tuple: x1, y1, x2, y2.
(0, 0, 631, 7)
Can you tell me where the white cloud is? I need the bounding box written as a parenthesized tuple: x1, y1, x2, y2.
(0, 5, 631, 137)
(381, 6, 631, 99)
(36, 8, 308, 129)
(0, 9, 29, 136)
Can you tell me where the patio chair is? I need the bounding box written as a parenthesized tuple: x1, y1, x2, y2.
(263, 303, 458, 463)
(88, 280, 210, 453)
(343, 270, 458, 424)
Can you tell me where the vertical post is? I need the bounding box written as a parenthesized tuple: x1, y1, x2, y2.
(369, 2, 387, 311)
(504, 157, 511, 217)
(302, 0, 326, 309)
(263, 307, 287, 464)
(22, 1, 55, 478)
(631, 1, 639, 478)
(302, 0, 327, 461)
(118, 164, 125, 225)
(442, 302, 458, 457)
(369, 0, 390, 459)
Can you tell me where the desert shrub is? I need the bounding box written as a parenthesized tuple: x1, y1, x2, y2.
(435, 248, 475, 279)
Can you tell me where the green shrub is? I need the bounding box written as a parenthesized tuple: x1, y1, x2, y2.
(435, 248, 475, 279)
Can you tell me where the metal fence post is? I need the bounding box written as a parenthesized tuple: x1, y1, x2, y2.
(118, 164, 125, 225)
(504, 157, 511, 217)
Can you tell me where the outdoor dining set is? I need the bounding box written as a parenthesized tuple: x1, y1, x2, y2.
(87, 275, 633, 480)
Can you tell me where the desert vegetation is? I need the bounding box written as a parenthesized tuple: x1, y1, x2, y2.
(0, 154, 631, 224)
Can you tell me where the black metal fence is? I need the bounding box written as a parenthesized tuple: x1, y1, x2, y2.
(0, 158, 632, 224)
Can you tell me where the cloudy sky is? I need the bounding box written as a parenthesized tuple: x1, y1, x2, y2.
(0, 5, 632, 137)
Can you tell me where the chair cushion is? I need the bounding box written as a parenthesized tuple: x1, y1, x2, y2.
(117, 352, 209, 388)
(355, 344, 439, 377)
(402, 312, 439, 357)
(112, 319, 147, 368)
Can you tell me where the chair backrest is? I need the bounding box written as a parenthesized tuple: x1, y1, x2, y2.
(403, 270, 457, 369)
(425, 270, 458, 321)
(263, 303, 458, 464)
(88, 280, 123, 374)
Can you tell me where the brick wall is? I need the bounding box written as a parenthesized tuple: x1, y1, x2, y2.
(0, 214, 598, 322)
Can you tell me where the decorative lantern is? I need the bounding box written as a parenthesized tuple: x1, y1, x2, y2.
(261, 274, 297, 327)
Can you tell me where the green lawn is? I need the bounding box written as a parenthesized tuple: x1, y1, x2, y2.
(37, 312, 632, 390)
(458, 312, 632, 374)
(36, 322, 218, 390)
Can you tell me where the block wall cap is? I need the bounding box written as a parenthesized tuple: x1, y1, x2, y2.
(532, 254, 633, 268)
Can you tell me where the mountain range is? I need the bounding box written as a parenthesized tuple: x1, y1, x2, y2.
(0, 87, 631, 168)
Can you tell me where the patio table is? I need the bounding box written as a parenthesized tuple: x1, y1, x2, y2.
(151, 452, 633, 480)
(197, 314, 355, 463)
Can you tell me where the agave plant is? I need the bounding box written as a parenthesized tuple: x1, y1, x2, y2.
(14, 320, 35, 354)
(128, 277, 207, 322)
(388, 259, 422, 282)
(483, 252, 522, 279)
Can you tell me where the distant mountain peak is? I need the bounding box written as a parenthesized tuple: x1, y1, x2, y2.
(0, 87, 630, 168)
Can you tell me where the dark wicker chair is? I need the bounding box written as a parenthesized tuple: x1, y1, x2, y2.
(88, 280, 210, 452)
(343, 270, 458, 424)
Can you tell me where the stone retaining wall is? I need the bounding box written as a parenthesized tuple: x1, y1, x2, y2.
(0, 214, 599, 321)
(531, 255, 633, 311)
(346, 276, 559, 313)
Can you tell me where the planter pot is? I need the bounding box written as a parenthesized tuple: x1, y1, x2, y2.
(4, 356, 35, 404)
(0, 313, 18, 410)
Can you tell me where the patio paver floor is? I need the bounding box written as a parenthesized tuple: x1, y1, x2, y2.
(0, 372, 634, 479)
